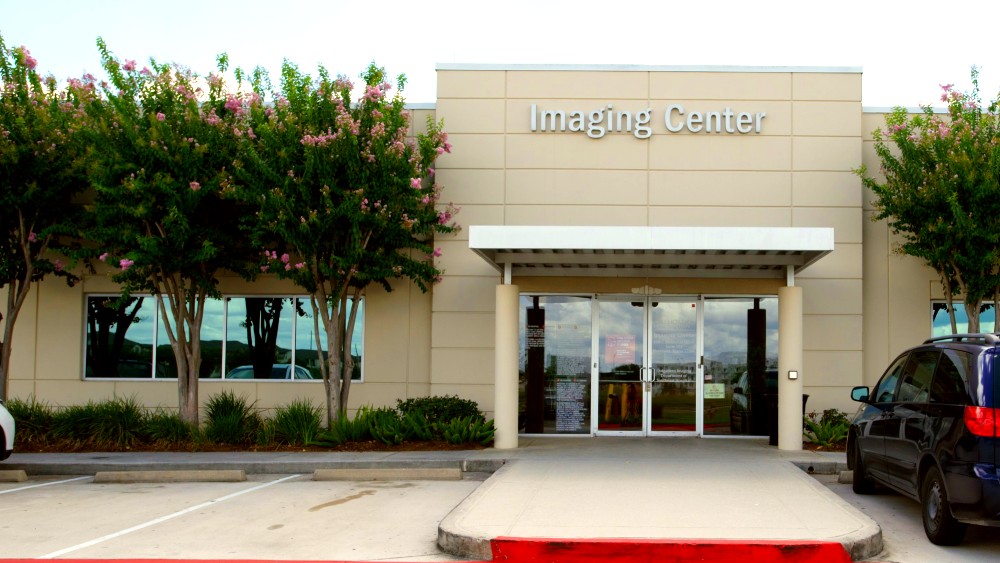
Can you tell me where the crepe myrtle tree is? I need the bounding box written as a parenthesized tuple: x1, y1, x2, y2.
(858, 69, 1000, 334)
(236, 61, 458, 426)
(83, 39, 253, 425)
(0, 38, 92, 400)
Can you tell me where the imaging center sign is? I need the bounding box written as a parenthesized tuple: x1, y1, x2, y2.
(529, 103, 766, 139)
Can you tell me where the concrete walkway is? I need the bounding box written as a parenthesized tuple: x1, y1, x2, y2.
(3, 437, 882, 562)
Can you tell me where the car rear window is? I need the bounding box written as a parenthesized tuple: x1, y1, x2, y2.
(930, 349, 972, 405)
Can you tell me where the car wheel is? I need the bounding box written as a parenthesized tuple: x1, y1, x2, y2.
(921, 465, 967, 545)
(852, 441, 877, 494)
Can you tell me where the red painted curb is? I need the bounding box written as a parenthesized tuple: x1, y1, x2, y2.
(490, 537, 854, 563)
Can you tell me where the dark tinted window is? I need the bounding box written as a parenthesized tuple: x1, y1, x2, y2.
(897, 350, 939, 403)
(929, 349, 972, 405)
(873, 353, 908, 403)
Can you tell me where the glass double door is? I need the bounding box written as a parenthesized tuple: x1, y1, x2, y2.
(595, 296, 701, 436)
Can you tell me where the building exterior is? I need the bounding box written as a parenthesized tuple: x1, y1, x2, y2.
(5, 65, 953, 449)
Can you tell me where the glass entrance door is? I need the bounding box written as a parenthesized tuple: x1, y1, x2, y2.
(595, 297, 701, 436)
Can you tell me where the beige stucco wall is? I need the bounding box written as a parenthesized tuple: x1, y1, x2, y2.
(434, 66, 865, 418)
(7, 267, 434, 417)
(860, 111, 940, 388)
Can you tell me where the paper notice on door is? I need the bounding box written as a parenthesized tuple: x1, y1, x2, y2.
(704, 383, 726, 400)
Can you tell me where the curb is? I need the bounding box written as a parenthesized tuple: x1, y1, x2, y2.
(313, 467, 462, 481)
(490, 537, 855, 563)
(92, 470, 246, 483)
(0, 469, 27, 482)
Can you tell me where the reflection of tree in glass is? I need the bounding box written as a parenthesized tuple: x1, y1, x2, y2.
(87, 296, 144, 377)
(241, 298, 304, 379)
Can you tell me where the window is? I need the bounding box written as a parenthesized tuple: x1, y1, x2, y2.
(84, 295, 364, 382)
(931, 302, 997, 336)
(897, 350, 939, 403)
(873, 354, 908, 403)
(930, 349, 972, 405)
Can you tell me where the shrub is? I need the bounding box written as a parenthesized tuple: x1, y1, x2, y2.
(368, 407, 405, 445)
(396, 395, 484, 425)
(313, 406, 373, 446)
(436, 416, 495, 446)
(269, 399, 322, 446)
(143, 410, 194, 445)
(803, 409, 851, 448)
(92, 396, 146, 450)
(6, 396, 53, 445)
(204, 391, 261, 445)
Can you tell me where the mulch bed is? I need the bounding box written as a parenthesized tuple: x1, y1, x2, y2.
(13, 439, 486, 454)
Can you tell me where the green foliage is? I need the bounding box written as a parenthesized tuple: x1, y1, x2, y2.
(234, 61, 456, 425)
(401, 410, 435, 442)
(436, 416, 495, 446)
(5, 396, 53, 444)
(313, 405, 374, 446)
(368, 407, 406, 445)
(803, 409, 851, 448)
(857, 68, 1000, 333)
(268, 399, 322, 446)
(45, 396, 147, 450)
(143, 410, 194, 445)
(204, 391, 261, 445)
(81, 39, 256, 424)
(0, 36, 91, 400)
(397, 395, 484, 425)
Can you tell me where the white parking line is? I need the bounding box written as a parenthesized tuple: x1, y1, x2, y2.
(0, 476, 91, 494)
(36, 474, 304, 559)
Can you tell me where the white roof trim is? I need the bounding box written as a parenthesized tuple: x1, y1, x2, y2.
(436, 63, 862, 74)
(469, 226, 835, 279)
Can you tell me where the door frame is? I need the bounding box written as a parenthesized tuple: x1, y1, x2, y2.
(592, 295, 704, 437)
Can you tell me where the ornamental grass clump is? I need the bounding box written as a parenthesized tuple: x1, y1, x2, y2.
(204, 390, 261, 445)
(268, 399, 322, 446)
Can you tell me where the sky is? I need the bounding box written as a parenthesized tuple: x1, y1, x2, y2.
(4, 0, 999, 108)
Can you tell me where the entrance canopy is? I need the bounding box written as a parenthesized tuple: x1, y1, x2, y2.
(469, 226, 834, 278)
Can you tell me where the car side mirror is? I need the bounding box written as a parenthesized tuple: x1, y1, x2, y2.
(851, 386, 870, 403)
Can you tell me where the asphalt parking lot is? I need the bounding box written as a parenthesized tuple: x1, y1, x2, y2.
(0, 473, 484, 561)
(816, 474, 1000, 562)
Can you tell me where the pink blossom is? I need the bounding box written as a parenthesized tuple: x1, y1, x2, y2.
(410, 177, 422, 189)
(28, 231, 36, 242)
(294, 262, 305, 270)
(224, 96, 241, 113)
(99, 252, 109, 262)
(20, 47, 37, 70)
(422, 195, 431, 204)
(140, 67, 151, 76)
(119, 258, 134, 271)
(123, 59, 137, 72)
(156, 112, 165, 122)
(280, 253, 290, 264)
(189, 181, 201, 191)
(261, 265, 269, 272)
(432, 247, 442, 257)
(53, 259, 64, 271)
(284, 263, 292, 271)
(428, 167, 435, 176)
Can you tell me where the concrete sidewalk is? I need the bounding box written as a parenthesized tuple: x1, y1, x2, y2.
(2, 437, 882, 562)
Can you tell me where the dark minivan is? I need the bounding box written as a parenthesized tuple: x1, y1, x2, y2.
(848, 334, 1000, 545)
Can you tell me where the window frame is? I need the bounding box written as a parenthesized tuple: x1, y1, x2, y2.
(82, 293, 364, 383)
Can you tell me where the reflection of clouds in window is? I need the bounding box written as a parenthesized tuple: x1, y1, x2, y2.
(200, 298, 225, 342)
(930, 301, 997, 336)
(704, 298, 778, 365)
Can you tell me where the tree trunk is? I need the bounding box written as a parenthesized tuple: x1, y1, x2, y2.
(1, 270, 32, 401)
(965, 299, 983, 334)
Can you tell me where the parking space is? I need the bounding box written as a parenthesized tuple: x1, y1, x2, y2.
(0, 473, 483, 561)
(816, 474, 1000, 562)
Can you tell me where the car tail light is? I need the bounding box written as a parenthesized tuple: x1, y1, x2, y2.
(964, 406, 999, 437)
